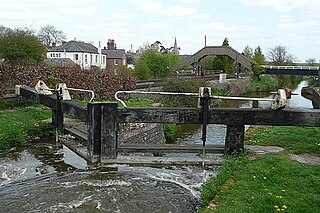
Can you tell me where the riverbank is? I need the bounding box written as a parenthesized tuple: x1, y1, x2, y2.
(200, 126, 320, 212)
(0, 99, 52, 149)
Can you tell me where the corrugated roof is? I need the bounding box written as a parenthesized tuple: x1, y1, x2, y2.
(49, 40, 98, 53)
(102, 49, 125, 59)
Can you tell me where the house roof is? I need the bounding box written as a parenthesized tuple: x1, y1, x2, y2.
(102, 49, 126, 59)
(44, 58, 79, 67)
(49, 40, 98, 53)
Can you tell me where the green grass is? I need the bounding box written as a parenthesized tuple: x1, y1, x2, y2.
(201, 154, 320, 213)
(0, 106, 52, 149)
(250, 75, 279, 92)
(200, 125, 320, 212)
(124, 97, 154, 107)
(246, 126, 320, 155)
(74, 97, 154, 107)
(0, 98, 36, 110)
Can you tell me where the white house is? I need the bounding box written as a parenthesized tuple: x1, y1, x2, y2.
(47, 40, 106, 69)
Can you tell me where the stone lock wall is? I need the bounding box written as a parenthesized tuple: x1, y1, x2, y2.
(118, 123, 165, 144)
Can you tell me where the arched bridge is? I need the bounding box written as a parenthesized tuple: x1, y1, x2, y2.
(262, 65, 320, 76)
(187, 46, 252, 70)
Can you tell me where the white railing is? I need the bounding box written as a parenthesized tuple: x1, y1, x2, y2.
(262, 65, 319, 70)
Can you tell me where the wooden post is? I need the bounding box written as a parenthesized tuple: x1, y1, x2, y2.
(225, 125, 245, 155)
(87, 102, 101, 162)
(100, 102, 118, 162)
(52, 90, 64, 131)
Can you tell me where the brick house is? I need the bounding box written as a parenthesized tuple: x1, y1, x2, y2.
(102, 39, 126, 75)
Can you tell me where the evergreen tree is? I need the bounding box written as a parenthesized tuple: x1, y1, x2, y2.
(243, 45, 253, 59)
(212, 38, 235, 73)
(253, 46, 265, 65)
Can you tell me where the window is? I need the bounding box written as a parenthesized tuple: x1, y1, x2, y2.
(114, 59, 118, 65)
(50, 53, 53, 57)
(90, 55, 93, 63)
(85, 55, 88, 63)
(53, 53, 55, 57)
(102, 56, 105, 64)
(95, 55, 98, 63)
(74, 54, 79, 60)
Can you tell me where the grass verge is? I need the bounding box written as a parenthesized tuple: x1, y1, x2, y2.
(0, 105, 52, 149)
(246, 126, 320, 155)
(201, 154, 320, 213)
(200, 125, 320, 213)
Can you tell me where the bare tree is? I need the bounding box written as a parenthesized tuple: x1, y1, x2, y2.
(0, 25, 12, 36)
(305, 58, 317, 66)
(37, 25, 66, 47)
(267, 45, 295, 65)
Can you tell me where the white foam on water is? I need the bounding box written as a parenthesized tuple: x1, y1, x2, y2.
(58, 179, 132, 188)
(45, 195, 94, 212)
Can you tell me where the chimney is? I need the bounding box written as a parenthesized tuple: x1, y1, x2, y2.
(107, 39, 116, 50)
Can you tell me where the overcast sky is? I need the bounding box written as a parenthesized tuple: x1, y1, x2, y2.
(1, 0, 320, 62)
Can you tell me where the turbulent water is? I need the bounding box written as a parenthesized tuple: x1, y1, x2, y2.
(0, 80, 313, 213)
(0, 170, 199, 213)
(0, 140, 218, 212)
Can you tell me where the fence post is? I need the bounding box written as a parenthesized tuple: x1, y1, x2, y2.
(87, 102, 102, 162)
(225, 125, 245, 155)
(100, 102, 118, 162)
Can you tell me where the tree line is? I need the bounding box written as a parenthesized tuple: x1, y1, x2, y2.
(0, 25, 66, 64)
(0, 24, 319, 80)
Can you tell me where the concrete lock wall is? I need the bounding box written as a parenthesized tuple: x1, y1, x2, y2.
(118, 123, 165, 144)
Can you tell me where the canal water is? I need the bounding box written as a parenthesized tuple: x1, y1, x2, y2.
(0, 80, 313, 213)
(175, 80, 313, 145)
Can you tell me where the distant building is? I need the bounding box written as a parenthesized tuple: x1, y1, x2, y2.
(102, 39, 126, 75)
(47, 39, 126, 70)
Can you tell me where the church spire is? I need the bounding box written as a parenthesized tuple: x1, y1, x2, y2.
(173, 37, 179, 55)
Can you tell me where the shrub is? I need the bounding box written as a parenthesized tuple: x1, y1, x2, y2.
(163, 124, 177, 143)
(161, 79, 208, 107)
(0, 63, 136, 99)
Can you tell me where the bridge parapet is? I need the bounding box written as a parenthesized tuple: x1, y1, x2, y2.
(187, 46, 252, 70)
(262, 65, 320, 76)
